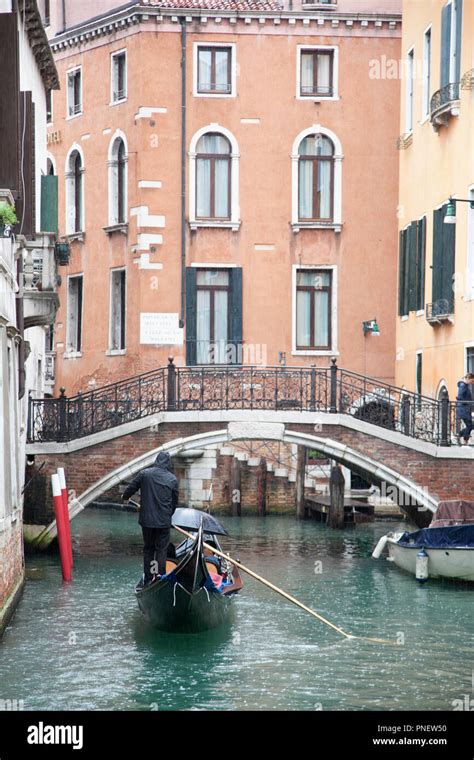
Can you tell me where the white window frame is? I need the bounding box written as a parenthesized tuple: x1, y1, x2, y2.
(110, 49, 127, 105)
(189, 124, 240, 231)
(296, 45, 339, 102)
(107, 130, 128, 226)
(406, 47, 414, 134)
(108, 267, 127, 355)
(66, 65, 83, 120)
(422, 26, 432, 121)
(291, 125, 343, 232)
(64, 143, 85, 236)
(291, 264, 338, 356)
(65, 274, 84, 357)
(193, 42, 237, 99)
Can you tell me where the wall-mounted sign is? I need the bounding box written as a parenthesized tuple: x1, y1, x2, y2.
(47, 130, 62, 145)
(140, 313, 184, 346)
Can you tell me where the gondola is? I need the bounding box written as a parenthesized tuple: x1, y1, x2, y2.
(134, 510, 243, 633)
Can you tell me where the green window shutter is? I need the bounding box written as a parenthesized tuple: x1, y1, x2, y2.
(416, 216, 426, 311)
(185, 268, 197, 366)
(408, 221, 418, 312)
(455, 0, 463, 83)
(440, 3, 452, 88)
(432, 207, 443, 303)
(398, 231, 405, 316)
(442, 201, 456, 309)
(40, 175, 58, 233)
(229, 267, 243, 365)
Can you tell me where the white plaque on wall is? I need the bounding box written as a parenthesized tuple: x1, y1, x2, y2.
(140, 313, 184, 345)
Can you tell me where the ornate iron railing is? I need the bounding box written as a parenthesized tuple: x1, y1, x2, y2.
(27, 360, 458, 446)
(426, 298, 455, 323)
(430, 82, 460, 123)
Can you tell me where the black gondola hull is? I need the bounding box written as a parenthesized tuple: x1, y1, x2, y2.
(136, 579, 234, 633)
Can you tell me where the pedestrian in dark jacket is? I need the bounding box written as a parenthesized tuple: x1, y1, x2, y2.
(122, 451, 179, 583)
(456, 373, 474, 444)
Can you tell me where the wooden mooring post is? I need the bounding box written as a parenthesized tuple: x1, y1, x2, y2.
(328, 464, 345, 529)
(230, 457, 241, 517)
(295, 446, 306, 520)
(257, 457, 267, 517)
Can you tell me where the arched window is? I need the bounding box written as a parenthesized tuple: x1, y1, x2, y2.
(298, 134, 334, 221)
(196, 133, 231, 220)
(108, 135, 128, 226)
(189, 126, 240, 230)
(291, 126, 343, 232)
(65, 147, 84, 234)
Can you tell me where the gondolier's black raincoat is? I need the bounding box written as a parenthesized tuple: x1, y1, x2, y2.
(123, 452, 179, 528)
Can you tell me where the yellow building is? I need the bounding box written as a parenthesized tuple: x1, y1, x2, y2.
(396, 0, 474, 402)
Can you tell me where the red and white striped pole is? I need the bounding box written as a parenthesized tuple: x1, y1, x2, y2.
(57, 467, 73, 569)
(51, 473, 72, 582)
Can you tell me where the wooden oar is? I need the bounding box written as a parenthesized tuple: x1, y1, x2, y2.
(173, 526, 396, 645)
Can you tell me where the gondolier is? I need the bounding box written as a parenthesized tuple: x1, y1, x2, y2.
(122, 451, 179, 586)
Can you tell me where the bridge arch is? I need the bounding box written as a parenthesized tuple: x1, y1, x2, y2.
(36, 422, 437, 545)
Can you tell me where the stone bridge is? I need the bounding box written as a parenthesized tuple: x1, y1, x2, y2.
(25, 386, 474, 548)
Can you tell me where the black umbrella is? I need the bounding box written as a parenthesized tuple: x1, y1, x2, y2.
(172, 508, 228, 536)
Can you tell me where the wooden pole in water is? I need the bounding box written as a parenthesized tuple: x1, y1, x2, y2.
(328, 464, 345, 529)
(230, 456, 241, 516)
(257, 457, 267, 517)
(295, 446, 306, 520)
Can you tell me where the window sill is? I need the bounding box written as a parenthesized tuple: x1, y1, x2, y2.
(189, 220, 241, 232)
(297, 95, 340, 102)
(416, 309, 425, 317)
(292, 349, 339, 357)
(66, 111, 83, 121)
(292, 222, 342, 234)
(400, 315, 409, 321)
(64, 232, 85, 243)
(64, 351, 83, 359)
(193, 92, 236, 99)
(103, 223, 128, 236)
(109, 98, 128, 107)
(106, 349, 126, 356)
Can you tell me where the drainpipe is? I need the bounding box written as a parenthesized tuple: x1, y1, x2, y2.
(16, 252, 25, 400)
(179, 17, 186, 330)
(62, 0, 67, 32)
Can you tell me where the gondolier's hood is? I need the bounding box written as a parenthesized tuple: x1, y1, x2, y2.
(155, 451, 172, 470)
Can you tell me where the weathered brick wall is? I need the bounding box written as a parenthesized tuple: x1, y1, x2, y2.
(0, 520, 24, 612)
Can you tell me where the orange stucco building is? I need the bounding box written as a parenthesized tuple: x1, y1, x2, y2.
(45, 0, 402, 397)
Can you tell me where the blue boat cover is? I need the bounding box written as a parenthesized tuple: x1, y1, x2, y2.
(397, 525, 474, 549)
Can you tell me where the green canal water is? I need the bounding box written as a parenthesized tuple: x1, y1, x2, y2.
(1, 511, 473, 711)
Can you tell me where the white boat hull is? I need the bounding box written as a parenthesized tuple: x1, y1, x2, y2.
(387, 538, 474, 582)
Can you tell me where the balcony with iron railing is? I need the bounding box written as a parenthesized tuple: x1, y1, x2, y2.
(430, 82, 460, 130)
(426, 298, 455, 325)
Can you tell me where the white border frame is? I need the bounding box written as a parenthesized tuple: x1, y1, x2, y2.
(65, 273, 84, 358)
(107, 267, 127, 355)
(296, 45, 339, 102)
(110, 48, 128, 106)
(66, 65, 83, 120)
(64, 143, 85, 235)
(107, 130, 129, 226)
(421, 25, 432, 122)
(189, 123, 240, 231)
(291, 125, 343, 232)
(405, 46, 414, 135)
(193, 42, 237, 99)
(291, 264, 338, 356)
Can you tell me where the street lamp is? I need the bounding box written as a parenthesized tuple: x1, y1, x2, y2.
(444, 196, 474, 225)
(363, 319, 380, 337)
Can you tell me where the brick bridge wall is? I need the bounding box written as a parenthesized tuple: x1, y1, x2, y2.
(24, 421, 474, 527)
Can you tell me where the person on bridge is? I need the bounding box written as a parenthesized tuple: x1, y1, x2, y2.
(456, 373, 474, 445)
(122, 451, 179, 586)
